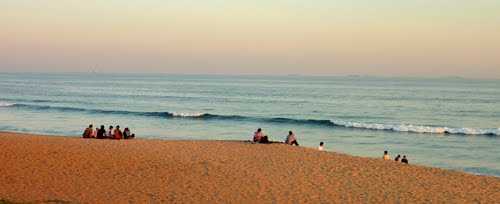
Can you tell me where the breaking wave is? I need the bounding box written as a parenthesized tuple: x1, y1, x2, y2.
(6, 103, 499, 136)
(0, 101, 15, 107)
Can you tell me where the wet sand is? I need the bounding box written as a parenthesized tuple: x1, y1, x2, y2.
(0, 131, 499, 203)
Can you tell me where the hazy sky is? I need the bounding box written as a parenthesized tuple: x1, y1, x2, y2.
(1, 0, 499, 78)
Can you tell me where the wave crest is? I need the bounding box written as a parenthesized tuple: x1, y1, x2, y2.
(170, 112, 207, 117)
(331, 120, 499, 135)
(6, 103, 499, 136)
(0, 101, 15, 107)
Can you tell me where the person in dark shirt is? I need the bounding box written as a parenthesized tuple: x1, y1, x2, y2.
(123, 127, 135, 139)
(394, 154, 401, 162)
(401, 155, 409, 164)
(96, 125, 106, 139)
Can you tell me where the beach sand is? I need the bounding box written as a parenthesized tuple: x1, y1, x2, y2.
(0, 132, 499, 203)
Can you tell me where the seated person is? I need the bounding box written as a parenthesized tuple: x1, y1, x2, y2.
(253, 128, 264, 143)
(401, 155, 409, 164)
(107, 126, 114, 139)
(123, 127, 135, 139)
(394, 154, 401, 162)
(114, 125, 123, 139)
(90, 127, 98, 138)
(260, 135, 269, 144)
(285, 131, 299, 146)
(82, 124, 93, 138)
(96, 125, 106, 139)
(383, 150, 390, 160)
(318, 142, 325, 151)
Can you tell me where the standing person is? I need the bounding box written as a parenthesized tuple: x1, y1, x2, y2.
(383, 150, 390, 160)
(285, 131, 299, 146)
(97, 125, 106, 139)
(107, 126, 114, 139)
(82, 124, 93, 138)
(318, 142, 325, 151)
(114, 125, 123, 140)
(394, 154, 401, 162)
(401, 155, 409, 164)
(253, 128, 264, 143)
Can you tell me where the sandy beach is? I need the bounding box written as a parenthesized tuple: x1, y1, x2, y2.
(0, 131, 499, 203)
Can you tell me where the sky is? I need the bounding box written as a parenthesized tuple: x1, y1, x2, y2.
(1, 0, 499, 78)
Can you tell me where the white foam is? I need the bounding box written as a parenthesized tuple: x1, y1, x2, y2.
(331, 120, 499, 135)
(171, 112, 205, 117)
(0, 101, 15, 107)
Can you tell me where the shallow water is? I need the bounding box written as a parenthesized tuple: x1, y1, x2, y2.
(1, 73, 499, 176)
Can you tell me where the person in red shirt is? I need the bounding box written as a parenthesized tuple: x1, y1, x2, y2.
(114, 125, 123, 139)
(82, 124, 93, 138)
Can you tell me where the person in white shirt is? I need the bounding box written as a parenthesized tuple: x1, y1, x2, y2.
(90, 127, 97, 138)
(107, 125, 114, 139)
(318, 142, 325, 151)
(383, 150, 390, 160)
(285, 131, 299, 146)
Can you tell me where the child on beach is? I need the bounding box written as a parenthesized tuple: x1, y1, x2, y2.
(285, 131, 299, 146)
(383, 151, 390, 160)
(318, 142, 324, 151)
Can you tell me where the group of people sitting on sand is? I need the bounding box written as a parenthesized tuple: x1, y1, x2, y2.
(82, 124, 135, 140)
(253, 128, 329, 151)
(253, 129, 410, 164)
(253, 128, 300, 146)
(253, 128, 330, 151)
(383, 150, 409, 164)
(85, 125, 409, 164)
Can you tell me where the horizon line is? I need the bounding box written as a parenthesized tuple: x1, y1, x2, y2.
(0, 71, 499, 81)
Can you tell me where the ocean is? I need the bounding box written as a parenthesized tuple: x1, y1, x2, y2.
(1, 73, 499, 176)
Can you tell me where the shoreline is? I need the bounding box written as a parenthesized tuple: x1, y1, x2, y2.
(1, 131, 499, 203)
(3, 131, 498, 177)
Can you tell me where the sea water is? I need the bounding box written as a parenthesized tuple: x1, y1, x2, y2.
(1, 73, 499, 176)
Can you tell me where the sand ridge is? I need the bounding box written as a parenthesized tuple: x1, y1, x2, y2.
(0, 132, 499, 203)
